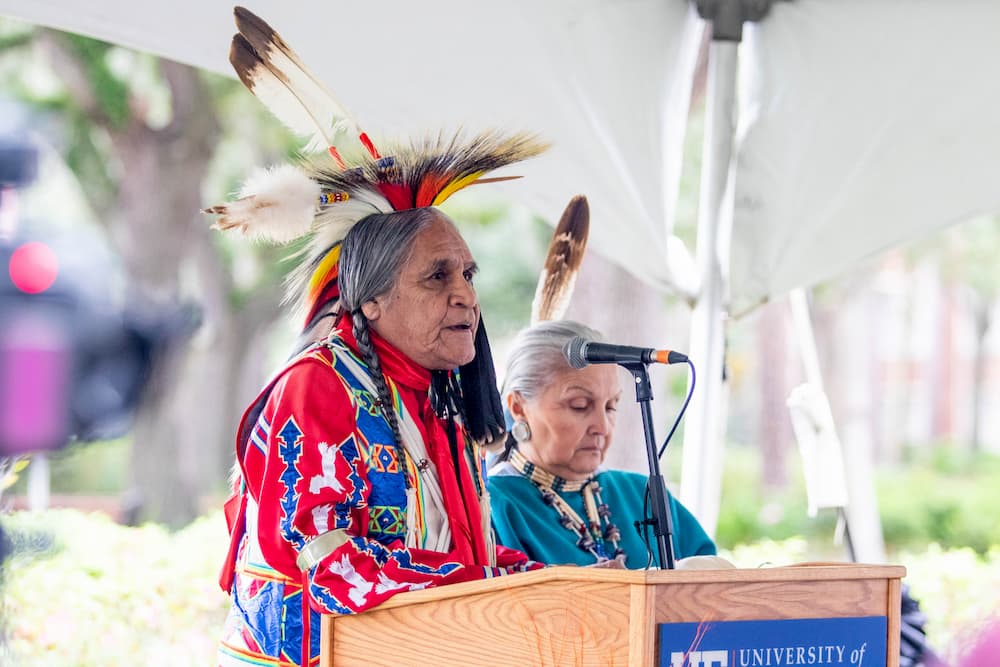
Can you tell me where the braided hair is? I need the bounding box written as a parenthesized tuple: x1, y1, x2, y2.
(338, 208, 441, 465)
(351, 308, 404, 452)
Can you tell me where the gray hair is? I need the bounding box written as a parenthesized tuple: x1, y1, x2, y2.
(339, 208, 444, 311)
(291, 208, 442, 354)
(502, 319, 605, 404)
(339, 207, 447, 471)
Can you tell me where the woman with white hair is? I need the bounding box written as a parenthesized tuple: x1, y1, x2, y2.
(489, 320, 716, 568)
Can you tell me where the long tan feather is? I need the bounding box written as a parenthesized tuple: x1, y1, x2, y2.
(231, 6, 367, 153)
(531, 195, 590, 324)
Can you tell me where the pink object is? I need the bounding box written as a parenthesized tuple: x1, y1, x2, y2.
(8, 241, 59, 294)
(0, 310, 72, 454)
(958, 620, 1000, 667)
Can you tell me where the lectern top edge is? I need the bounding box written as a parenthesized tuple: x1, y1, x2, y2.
(355, 562, 906, 613)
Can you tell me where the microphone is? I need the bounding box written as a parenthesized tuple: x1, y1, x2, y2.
(563, 336, 688, 369)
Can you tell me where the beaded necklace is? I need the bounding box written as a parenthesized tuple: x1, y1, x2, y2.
(508, 447, 624, 563)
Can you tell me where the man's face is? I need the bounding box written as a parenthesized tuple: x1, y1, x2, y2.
(363, 214, 480, 370)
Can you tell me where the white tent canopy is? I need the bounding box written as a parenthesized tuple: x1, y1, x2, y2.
(731, 1, 1000, 315)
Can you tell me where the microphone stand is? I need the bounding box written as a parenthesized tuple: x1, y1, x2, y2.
(623, 362, 676, 570)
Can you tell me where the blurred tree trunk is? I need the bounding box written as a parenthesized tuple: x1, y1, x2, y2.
(757, 300, 790, 490)
(40, 33, 283, 527)
(969, 295, 990, 454)
(932, 284, 956, 442)
(112, 64, 285, 527)
(109, 61, 219, 526)
(189, 226, 287, 493)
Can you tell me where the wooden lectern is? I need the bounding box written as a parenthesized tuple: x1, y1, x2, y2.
(320, 563, 904, 667)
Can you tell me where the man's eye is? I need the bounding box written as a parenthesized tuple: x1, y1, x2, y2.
(463, 270, 475, 282)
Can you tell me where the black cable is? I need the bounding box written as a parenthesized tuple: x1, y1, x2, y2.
(658, 360, 696, 459)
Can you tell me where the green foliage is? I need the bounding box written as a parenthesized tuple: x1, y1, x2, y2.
(949, 217, 1000, 300)
(0, 457, 30, 493)
(905, 215, 1000, 307)
(715, 447, 838, 551)
(0, 30, 32, 52)
(877, 451, 1000, 556)
(62, 34, 130, 128)
(668, 371, 691, 402)
(62, 110, 119, 214)
(7, 440, 130, 496)
(2, 509, 230, 666)
(715, 448, 1000, 558)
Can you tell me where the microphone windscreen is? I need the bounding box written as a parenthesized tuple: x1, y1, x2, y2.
(563, 336, 589, 369)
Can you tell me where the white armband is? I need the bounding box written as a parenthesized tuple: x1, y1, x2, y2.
(296, 529, 350, 571)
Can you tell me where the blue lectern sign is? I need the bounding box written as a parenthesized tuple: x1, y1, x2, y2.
(659, 616, 887, 667)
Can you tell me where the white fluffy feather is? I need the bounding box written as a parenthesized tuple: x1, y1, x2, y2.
(207, 164, 319, 243)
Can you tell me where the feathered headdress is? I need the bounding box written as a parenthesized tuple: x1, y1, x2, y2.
(205, 7, 547, 444)
(206, 7, 548, 329)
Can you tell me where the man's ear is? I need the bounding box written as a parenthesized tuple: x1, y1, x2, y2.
(507, 392, 527, 421)
(361, 299, 381, 322)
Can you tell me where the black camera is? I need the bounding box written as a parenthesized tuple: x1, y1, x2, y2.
(0, 132, 195, 457)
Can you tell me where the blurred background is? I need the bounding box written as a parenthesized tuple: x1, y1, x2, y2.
(0, 6, 998, 667)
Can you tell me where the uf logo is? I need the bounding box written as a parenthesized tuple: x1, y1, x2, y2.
(669, 651, 728, 667)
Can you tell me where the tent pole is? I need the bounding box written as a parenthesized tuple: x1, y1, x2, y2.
(679, 38, 738, 537)
(789, 289, 887, 563)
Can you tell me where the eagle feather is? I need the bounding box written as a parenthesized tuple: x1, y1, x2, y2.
(531, 195, 590, 324)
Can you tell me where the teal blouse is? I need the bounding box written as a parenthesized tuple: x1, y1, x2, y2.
(488, 465, 716, 569)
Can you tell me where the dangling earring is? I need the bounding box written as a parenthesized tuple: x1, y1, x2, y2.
(511, 420, 532, 443)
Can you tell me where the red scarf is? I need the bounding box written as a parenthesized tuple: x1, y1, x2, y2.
(336, 315, 490, 566)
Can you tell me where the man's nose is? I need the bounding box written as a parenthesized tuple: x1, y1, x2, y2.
(450, 275, 477, 307)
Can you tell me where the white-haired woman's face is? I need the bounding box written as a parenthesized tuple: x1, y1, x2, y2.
(510, 364, 622, 480)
